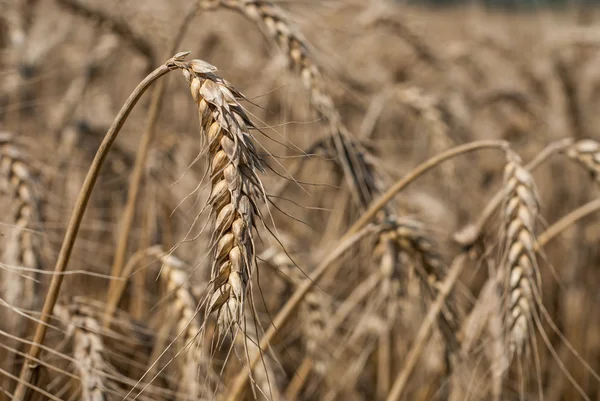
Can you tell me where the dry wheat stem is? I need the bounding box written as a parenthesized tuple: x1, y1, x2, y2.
(12, 53, 187, 401)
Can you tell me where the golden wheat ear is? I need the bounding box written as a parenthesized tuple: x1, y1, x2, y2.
(501, 151, 540, 358)
(182, 61, 267, 336)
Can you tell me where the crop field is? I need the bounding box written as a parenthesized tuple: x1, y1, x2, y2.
(1, 0, 600, 400)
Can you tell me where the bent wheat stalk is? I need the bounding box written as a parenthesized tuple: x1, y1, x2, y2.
(12, 53, 188, 401)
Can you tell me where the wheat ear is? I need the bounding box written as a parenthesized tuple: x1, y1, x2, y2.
(182, 60, 265, 334)
(55, 305, 109, 401)
(502, 151, 540, 357)
(0, 133, 42, 335)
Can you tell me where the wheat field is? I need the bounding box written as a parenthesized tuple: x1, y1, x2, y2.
(1, 0, 600, 400)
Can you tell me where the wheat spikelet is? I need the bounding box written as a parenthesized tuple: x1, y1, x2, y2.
(55, 305, 109, 401)
(502, 151, 540, 357)
(182, 60, 265, 335)
(565, 139, 600, 183)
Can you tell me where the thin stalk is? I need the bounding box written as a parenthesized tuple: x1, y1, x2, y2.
(12, 55, 185, 401)
(104, 4, 199, 326)
(455, 138, 573, 247)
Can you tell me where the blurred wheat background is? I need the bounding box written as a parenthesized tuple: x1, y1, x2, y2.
(2, 0, 600, 400)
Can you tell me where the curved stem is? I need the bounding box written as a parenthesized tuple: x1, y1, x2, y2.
(12, 58, 181, 401)
(104, 3, 199, 326)
(346, 140, 509, 237)
(536, 197, 600, 250)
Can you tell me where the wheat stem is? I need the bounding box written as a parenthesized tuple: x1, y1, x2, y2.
(104, 4, 199, 327)
(12, 54, 186, 401)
